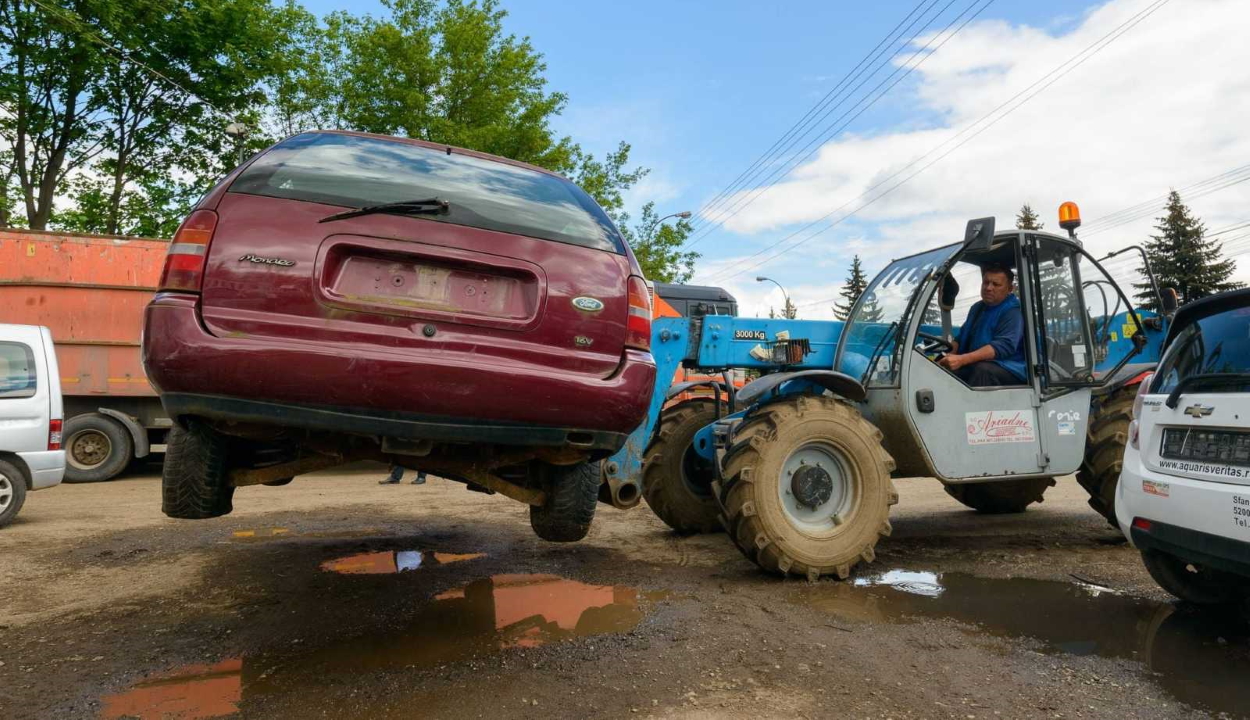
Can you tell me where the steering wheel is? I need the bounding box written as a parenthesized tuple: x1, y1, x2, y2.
(915, 331, 954, 355)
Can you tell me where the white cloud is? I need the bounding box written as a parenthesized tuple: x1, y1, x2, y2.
(702, 0, 1250, 287)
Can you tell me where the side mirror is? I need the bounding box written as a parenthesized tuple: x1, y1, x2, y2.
(939, 274, 960, 310)
(1160, 287, 1179, 315)
(963, 216, 996, 250)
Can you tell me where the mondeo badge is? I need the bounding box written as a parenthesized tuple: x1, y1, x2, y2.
(239, 253, 296, 267)
(572, 296, 604, 312)
(1183, 404, 1215, 418)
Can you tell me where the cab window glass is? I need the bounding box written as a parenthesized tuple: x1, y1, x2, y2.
(1032, 239, 1094, 384)
(0, 342, 37, 399)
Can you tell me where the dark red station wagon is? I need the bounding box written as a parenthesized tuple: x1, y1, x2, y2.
(143, 131, 656, 541)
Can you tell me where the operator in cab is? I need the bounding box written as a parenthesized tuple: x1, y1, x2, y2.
(938, 263, 1027, 387)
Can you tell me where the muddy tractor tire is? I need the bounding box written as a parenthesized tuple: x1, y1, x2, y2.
(529, 461, 600, 543)
(642, 398, 724, 534)
(1077, 385, 1135, 527)
(162, 420, 235, 519)
(714, 395, 897, 580)
(63, 413, 133, 483)
(0, 459, 29, 529)
(944, 477, 1056, 514)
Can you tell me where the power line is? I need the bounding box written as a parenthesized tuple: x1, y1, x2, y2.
(687, 0, 989, 247)
(700, 0, 1172, 284)
(689, 0, 940, 231)
(27, 0, 234, 122)
(1083, 168, 1250, 237)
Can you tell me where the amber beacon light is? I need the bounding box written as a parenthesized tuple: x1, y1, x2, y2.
(1058, 202, 1082, 232)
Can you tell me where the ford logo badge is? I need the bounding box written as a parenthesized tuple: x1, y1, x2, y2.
(572, 296, 604, 312)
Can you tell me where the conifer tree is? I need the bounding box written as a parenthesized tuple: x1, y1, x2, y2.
(1134, 191, 1242, 309)
(1015, 203, 1044, 230)
(833, 255, 869, 320)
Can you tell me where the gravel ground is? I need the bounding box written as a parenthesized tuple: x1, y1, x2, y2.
(1, 464, 1247, 720)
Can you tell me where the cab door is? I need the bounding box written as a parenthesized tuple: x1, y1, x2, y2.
(900, 233, 1049, 480)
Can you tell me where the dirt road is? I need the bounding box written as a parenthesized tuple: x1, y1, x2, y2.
(2, 465, 1247, 719)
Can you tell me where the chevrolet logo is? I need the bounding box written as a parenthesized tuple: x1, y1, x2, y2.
(1183, 404, 1215, 418)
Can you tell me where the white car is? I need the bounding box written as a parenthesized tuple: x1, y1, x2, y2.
(0, 324, 65, 528)
(1116, 289, 1250, 604)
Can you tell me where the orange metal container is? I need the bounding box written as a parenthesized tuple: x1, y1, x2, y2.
(0, 229, 168, 397)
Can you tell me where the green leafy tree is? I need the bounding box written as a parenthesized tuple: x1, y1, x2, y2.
(767, 298, 797, 319)
(1015, 203, 1044, 230)
(1134, 190, 1242, 309)
(832, 255, 868, 320)
(618, 202, 698, 283)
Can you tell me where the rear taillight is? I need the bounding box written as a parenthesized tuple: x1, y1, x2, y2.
(1128, 373, 1153, 449)
(159, 209, 219, 292)
(626, 275, 652, 351)
(1132, 517, 1152, 532)
(48, 419, 62, 450)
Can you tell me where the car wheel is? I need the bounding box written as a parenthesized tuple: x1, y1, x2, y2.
(162, 420, 235, 519)
(529, 461, 600, 542)
(1141, 549, 1244, 605)
(0, 459, 29, 529)
(63, 413, 134, 483)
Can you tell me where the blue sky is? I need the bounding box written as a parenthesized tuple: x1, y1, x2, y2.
(304, 0, 1250, 318)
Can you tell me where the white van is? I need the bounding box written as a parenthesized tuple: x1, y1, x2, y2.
(1116, 289, 1250, 604)
(0, 324, 65, 528)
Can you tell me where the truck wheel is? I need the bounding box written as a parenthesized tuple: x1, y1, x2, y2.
(1077, 386, 1135, 527)
(943, 477, 1055, 514)
(63, 414, 133, 483)
(642, 399, 723, 534)
(529, 461, 600, 542)
(162, 420, 234, 519)
(1141, 550, 1244, 605)
(714, 396, 897, 580)
(0, 459, 29, 529)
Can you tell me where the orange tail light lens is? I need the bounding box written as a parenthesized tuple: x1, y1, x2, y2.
(159, 209, 219, 292)
(626, 275, 652, 351)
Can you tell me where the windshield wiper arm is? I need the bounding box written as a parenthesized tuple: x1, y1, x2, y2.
(1164, 372, 1248, 408)
(319, 198, 450, 223)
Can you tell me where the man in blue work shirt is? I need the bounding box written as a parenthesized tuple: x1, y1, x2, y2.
(938, 263, 1027, 387)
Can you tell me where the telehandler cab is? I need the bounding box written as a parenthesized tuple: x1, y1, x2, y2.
(605, 204, 1176, 579)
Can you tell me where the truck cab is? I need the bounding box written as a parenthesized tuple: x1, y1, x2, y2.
(0, 324, 65, 528)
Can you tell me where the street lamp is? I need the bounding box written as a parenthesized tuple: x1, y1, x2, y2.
(756, 276, 790, 316)
(224, 121, 249, 166)
(645, 210, 692, 236)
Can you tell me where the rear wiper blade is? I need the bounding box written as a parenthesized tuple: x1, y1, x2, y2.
(1164, 372, 1248, 408)
(318, 198, 450, 223)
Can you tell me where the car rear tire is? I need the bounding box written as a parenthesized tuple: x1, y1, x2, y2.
(162, 420, 235, 519)
(0, 459, 29, 529)
(63, 413, 133, 483)
(943, 477, 1056, 514)
(1077, 386, 1135, 527)
(642, 399, 724, 534)
(1141, 549, 1245, 606)
(529, 461, 600, 542)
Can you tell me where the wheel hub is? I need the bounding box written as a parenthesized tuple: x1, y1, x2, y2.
(791, 465, 833, 509)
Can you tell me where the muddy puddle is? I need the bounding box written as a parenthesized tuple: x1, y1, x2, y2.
(102, 574, 661, 719)
(320, 550, 486, 574)
(794, 570, 1250, 718)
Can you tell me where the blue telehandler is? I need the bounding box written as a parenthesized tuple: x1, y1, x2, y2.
(600, 204, 1177, 580)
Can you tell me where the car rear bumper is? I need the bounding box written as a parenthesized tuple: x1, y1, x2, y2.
(16, 450, 65, 490)
(1117, 446, 1250, 578)
(143, 294, 655, 451)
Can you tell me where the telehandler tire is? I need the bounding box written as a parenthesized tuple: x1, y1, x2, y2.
(943, 477, 1055, 514)
(1077, 385, 1135, 527)
(642, 399, 724, 534)
(714, 396, 897, 580)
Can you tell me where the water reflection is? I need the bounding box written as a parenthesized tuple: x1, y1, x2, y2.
(795, 570, 1250, 717)
(101, 575, 653, 718)
(320, 550, 485, 575)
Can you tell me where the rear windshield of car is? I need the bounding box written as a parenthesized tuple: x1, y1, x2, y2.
(1152, 304, 1250, 393)
(0, 342, 37, 399)
(230, 133, 625, 254)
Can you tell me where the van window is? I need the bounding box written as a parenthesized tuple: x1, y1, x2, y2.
(0, 342, 37, 399)
(230, 132, 626, 254)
